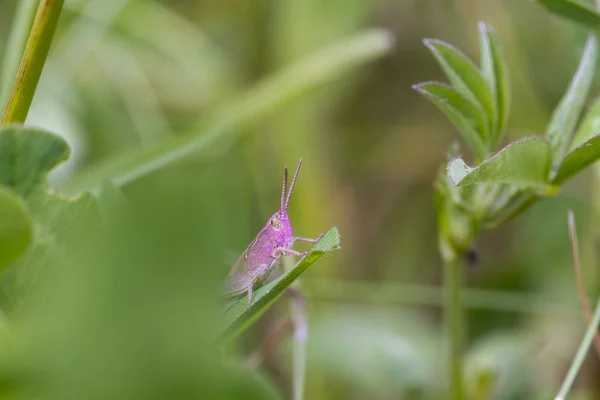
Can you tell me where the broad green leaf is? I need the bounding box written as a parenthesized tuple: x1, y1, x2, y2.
(546, 34, 598, 169)
(63, 29, 394, 194)
(447, 136, 553, 191)
(0, 125, 98, 308)
(0, 186, 32, 272)
(537, 0, 600, 27)
(218, 226, 341, 344)
(414, 82, 488, 158)
(478, 22, 510, 146)
(423, 39, 495, 141)
(553, 132, 600, 184)
(570, 96, 600, 150)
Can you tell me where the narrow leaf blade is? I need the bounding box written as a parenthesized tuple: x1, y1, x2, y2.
(537, 0, 600, 27)
(553, 133, 600, 184)
(478, 22, 510, 145)
(447, 136, 553, 190)
(63, 29, 394, 194)
(424, 39, 495, 142)
(414, 82, 488, 158)
(546, 34, 598, 169)
(218, 227, 341, 344)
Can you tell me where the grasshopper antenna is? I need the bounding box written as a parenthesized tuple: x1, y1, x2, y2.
(284, 158, 303, 211)
(281, 166, 288, 210)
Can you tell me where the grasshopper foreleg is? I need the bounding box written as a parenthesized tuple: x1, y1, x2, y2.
(292, 233, 324, 244)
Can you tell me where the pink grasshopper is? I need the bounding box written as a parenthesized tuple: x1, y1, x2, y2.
(222, 158, 323, 307)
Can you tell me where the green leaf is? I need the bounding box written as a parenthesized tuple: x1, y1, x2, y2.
(546, 34, 598, 169)
(553, 133, 600, 184)
(218, 226, 341, 344)
(537, 0, 600, 27)
(0, 125, 98, 308)
(0, 186, 32, 272)
(423, 39, 495, 143)
(478, 22, 510, 146)
(447, 136, 554, 191)
(570, 96, 600, 150)
(413, 82, 488, 158)
(63, 29, 394, 194)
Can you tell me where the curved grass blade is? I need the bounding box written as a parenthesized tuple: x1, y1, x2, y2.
(414, 82, 488, 158)
(478, 22, 509, 146)
(447, 136, 553, 191)
(63, 29, 394, 195)
(218, 227, 341, 344)
(423, 39, 495, 141)
(537, 0, 600, 27)
(546, 34, 598, 171)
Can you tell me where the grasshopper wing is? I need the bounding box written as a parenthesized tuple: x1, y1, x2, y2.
(223, 272, 251, 297)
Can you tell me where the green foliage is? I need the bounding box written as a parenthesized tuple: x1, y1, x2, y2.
(0, 125, 98, 310)
(0, 187, 31, 272)
(545, 34, 598, 169)
(478, 22, 509, 148)
(0, 173, 284, 400)
(219, 227, 341, 343)
(64, 29, 394, 194)
(414, 82, 487, 159)
(418, 22, 600, 243)
(447, 137, 553, 190)
(536, 0, 600, 26)
(416, 23, 509, 161)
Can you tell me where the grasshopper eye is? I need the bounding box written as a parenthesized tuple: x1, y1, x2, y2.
(270, 215, 282, 229)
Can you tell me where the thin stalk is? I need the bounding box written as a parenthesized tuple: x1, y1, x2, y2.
(445, 255, 464, 400)
(554, 295, 600, 399)
(0, 0, 38, 110)
(283, 257, 307, 400)
(1, 0, 64, 124)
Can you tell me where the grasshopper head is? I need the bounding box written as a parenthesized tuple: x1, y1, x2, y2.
(268, 210, 292, 239)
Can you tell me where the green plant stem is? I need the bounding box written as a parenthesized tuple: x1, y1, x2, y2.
(0, 0, 38, 111)
(1, 0, 64, 125)
(554, 295, 600, 399)
(445, 255, 464, 400)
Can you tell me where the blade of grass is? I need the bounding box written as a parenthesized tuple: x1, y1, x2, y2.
(218, 227, 340, 345)
(568, 210, 600, 356)
(63, 29, 394, 194)
(1, 0, 65, 124)
(554, 295, 600, 400)
(0, 0, 38, 111)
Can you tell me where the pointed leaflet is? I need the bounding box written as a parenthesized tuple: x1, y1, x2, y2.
(546, 34, 598, 170)
(478, 22, 509, 146)
(414, 82, 487, 159)
(553, 133, 600, 184)
(424, 39, 495, 142)
(571, 96, 600, 151)
(537, 0, 600, 27)
(552, 97, 600, 184)
(219, 227, 341, 344)
(447, 136, 553, 190)
(0, 125, 98, 308)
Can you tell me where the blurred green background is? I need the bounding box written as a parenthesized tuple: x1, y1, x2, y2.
(1, 0, 600, 399)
